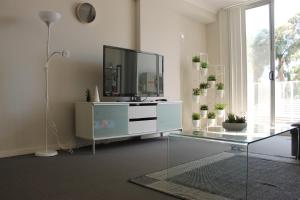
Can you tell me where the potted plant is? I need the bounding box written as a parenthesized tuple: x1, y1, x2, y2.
(207, 112, 216, 126)
(192, 113, 201, 128)
(207, 75, 216, 88)
(200, 105, 208, 118)
(192, 56, 201, 71)
(216, 83, 224, 98)
(222, 113, 247, 131)
(215, 103, 226, 117)
(192, 88, 201, 103)
(200, 62, 208, 76)
(199, 83, 209, 96)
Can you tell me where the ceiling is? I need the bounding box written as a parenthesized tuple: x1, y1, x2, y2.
(207, 0, 249, 10)
(172, 0, 250, 24)
(185, 0, 250, 13)
(163, 0, 250, 24)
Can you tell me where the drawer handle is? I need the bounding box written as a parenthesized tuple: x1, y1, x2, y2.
(129, 103, 157, 106)
(129, 117, 157, 122)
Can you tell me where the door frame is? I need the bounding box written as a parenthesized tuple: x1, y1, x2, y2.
(241, 0, 275, 125)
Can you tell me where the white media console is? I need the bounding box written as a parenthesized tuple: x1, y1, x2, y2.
(75, 101, 182, 154)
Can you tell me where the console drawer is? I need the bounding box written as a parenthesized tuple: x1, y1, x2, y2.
(128, 106, 156, 119)
(128, 120, 157, 134)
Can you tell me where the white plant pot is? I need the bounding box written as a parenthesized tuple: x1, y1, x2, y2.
(200, 110, 207, 118)
(208, 81, 216, 88)
(201, 89, 208, 96)
(207, 119, 216, 127)
(216, 109, 225, 117)
(192, 62, 200, 71)
(192, 120, 201, 128)
(216, 90, 224, 98)
(192, 95, 200, 103)
(200, 68, 208, 76)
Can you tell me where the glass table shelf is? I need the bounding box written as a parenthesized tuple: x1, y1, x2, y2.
(172, 123, 296, 144)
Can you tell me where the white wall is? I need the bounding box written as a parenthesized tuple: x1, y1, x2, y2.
(0, 0, 137, 157)
(206, 22, 220, 65)
(139, 0, 207, 130)
(0, 0, 210, 157)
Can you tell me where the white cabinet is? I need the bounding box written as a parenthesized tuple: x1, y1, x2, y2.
(75, 101, 182, 154)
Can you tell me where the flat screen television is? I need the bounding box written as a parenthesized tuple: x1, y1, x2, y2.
(103, 45, 164, 97)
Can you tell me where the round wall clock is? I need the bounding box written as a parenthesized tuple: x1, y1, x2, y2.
(76, 3, 96, 23)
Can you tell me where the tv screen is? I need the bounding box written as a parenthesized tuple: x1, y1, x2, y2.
(103, 45, 163, 97)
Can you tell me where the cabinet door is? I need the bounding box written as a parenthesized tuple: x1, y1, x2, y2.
(157, 103, 182, 132)
(93, 105, 128, 139)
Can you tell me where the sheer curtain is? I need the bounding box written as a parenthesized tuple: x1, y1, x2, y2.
(218, 7, 247, 115)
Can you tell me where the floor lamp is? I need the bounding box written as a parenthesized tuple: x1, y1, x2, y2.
(35, 11, 70, 157)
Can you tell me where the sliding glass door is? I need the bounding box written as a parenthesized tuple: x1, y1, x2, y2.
(274, 0, 300, 123)
(244, 0, 300, 124)
(244, 0, 275, 125)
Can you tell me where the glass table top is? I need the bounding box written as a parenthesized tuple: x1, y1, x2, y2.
(170, 123, 296, 144)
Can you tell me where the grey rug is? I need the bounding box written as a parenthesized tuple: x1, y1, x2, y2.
(130, 154, 300, 200)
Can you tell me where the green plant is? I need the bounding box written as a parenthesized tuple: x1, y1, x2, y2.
(192, 113, 200, 120)
(225, 113, 246, 123)
(207, 112, 216, 119)
(215, 103, 226, 110)
(227, 113, 236, 123)
(207, 75, 216, 81)
(193, 88, 201, 95)
(201, 62, 208, 68)
(216, 83, 224, 90)
(200, 105, 208, 110)
(236, 116, 246, 123)
(199, 83, 209, 89)
(86, 89, 91, 102)
(192, 56, 200, 63)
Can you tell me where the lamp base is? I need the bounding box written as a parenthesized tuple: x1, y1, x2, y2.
(35, 150, 58, 157)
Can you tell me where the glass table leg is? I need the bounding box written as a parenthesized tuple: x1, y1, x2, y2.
(297, 128, 300, 160)
(246, 144, 249, 200)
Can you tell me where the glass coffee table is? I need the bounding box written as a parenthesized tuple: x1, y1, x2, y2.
(167, 124, 299, 200)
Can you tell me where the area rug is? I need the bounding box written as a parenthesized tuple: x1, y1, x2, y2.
(129, 152, 300, 200)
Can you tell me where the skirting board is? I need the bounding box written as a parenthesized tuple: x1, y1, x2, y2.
(0, 143, 75, 158)
(0, 134, 170, 158)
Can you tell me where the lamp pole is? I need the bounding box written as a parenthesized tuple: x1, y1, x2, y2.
(45, 22, 50, 153)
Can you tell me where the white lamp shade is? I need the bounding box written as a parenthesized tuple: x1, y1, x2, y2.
(39, 11, 61, 24)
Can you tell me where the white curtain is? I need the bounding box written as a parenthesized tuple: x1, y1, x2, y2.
(218, 7, 247, 115)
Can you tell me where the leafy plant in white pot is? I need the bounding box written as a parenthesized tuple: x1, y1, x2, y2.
(199, 83, 209, 97)
(192, 88, 201, 103)
(207, 112, 216, 126)
(216, 83, 224, 98)
(222, 113, 247, 131)
(200, 62, 208, 76)
(192, 113, 201, 128)
(192, 56, 200, 71)
(207, 75, 216, 88)
(200, 105, 208, 118)
(215, 103, 226, 117)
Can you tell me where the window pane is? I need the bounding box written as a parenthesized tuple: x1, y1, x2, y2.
(245, 5, 271, 124)
(275, 0, 300, 123)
